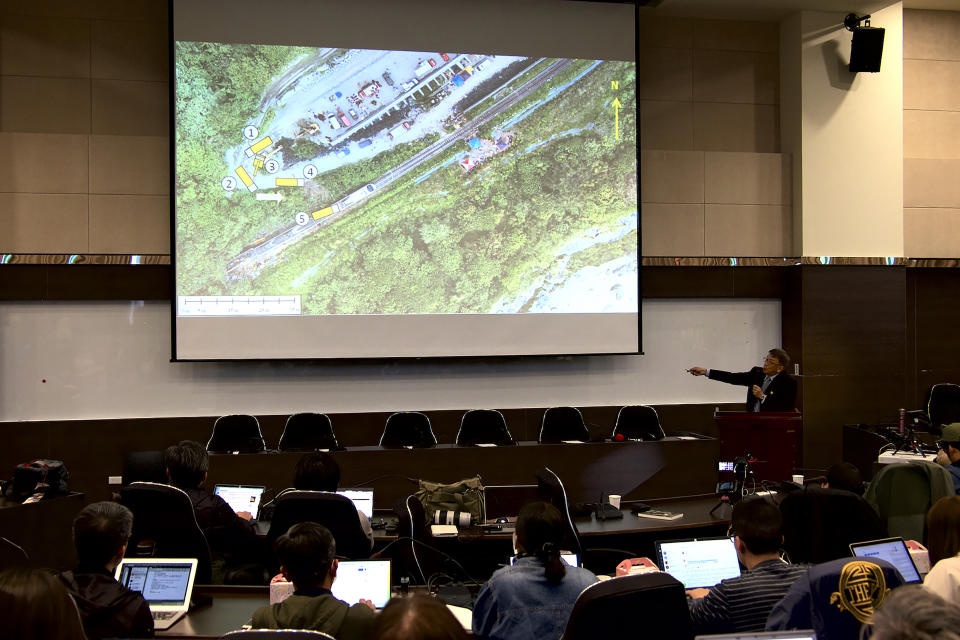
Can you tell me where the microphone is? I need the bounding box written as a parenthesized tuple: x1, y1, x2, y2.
(613, 433, 625, 442)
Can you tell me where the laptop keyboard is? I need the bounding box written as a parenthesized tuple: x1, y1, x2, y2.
(153, 611, 178, 620)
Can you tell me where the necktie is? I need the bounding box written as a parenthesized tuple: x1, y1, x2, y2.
(753, 376, 773, 412)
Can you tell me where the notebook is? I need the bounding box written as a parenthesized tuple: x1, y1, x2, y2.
(331, 559, 392, 609)
(850, 537, 922, 583)
(483, 484, 539, 523)
(694, 632, 816, 640)
(114, 558, 198, 630)
(337, 488, 374, 519)
(655, 537, 742, 589)
(213, 484, 266, 517)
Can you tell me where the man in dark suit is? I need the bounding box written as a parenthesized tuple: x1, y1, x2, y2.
(688, 348, 797, 412)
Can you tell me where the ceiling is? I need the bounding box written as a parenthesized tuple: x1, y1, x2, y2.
(643, 0, 960, 21)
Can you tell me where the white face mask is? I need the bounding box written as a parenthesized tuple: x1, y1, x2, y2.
(512, 532, 518, 556)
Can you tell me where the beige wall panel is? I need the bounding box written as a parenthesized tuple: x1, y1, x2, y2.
(639, 48, 692, 102)
(641, 203, 704, 256)
(693, 102, 778, 152)
(90, 135, 169, 196)
(903, 10, 960, 61)
(0, 132, 88, 194)
(0, 76, 91, 133)
(0, 193, 88, 252)
(0, 0, 90, 19)
(92, 19, 168, 81)
(638, 16, 693, 49)
(91, 79, 168, 136)
(89, 194, 170, 254)
(904, 110, 960, 159)
(89, 0, 169, 22)
(692, 19, 778, 53)
(704, 204, 790, 256)
(903, 59, 960, 111)
(640, 150, 704, 204)
(904, 208, 960, 257)
(704, 152, 790, 205)
(693, 50, 778, 105)
(640, 100, 693, 150)
(0, 14, 90, 78)
(904, 158, 960, 209)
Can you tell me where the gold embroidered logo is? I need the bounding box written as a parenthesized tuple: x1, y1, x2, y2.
(829, 561, 890, 624)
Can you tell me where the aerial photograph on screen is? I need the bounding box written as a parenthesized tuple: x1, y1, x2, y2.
(175, 43, 637, 316)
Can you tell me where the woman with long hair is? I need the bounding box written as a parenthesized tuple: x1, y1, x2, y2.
(923, 495, 960, 604)
(0, 566, 87, 640)
(472, 501, 597, 640)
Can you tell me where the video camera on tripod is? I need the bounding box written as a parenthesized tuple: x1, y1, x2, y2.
(712, 454, 756, 517)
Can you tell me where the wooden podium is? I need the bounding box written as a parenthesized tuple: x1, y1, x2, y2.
(714, 411, 802, 482)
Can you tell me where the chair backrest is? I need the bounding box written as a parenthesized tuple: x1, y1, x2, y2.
(391, 494, 443, 584)
(221, 630, 335, 639)
(536, 467, 583, 557)
(379, 412, 437, 448)
(0, 536, 29, 571)
(119, 482, 212, 583)
(864, 461, 955, 542)
(562, 572, 691, 640)
(207, 414, 265, 453)
(457, 409, 516, 446)
(612, 405, 665, 441)
(928, 383, 960, 433)
(780, 487, 886, 564)
(265, 491, 371, 560)
(278, 413, 339, 451)
(122, 450, 167, 485)
(539, 407, 589, 444)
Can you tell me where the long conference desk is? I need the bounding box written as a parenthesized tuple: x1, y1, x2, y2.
(206, 435, 721, 508)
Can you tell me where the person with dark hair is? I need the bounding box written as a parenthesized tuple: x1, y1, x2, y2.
(687, 496, 808, 635)
(936, 423, 960, 493)
(871, 585, 960, 640)
(252, 522, 376, 639)
(290, 452, 374, 550)
(922, 495, 960, 604)
(58, 501, 154, 639)
(0, 566, 87, 640)
(162, 440, 262, 570)
(824, 462, 864, 495)
(687, 348, 797, 412)
(472, 501, 597, 640)
(371, 594, 468, 640)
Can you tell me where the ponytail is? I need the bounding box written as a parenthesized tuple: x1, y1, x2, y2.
(540, 541, 566, 584)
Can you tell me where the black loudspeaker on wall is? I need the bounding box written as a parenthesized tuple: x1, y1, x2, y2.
(849, 26, 885, 72)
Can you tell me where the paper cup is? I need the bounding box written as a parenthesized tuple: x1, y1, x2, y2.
(792, 474, 804, 485)
(608, 494, 621, 509)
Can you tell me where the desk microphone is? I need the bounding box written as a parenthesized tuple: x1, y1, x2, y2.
(613, 434, 625, 442)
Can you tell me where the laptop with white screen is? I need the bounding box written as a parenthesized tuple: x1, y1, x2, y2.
(849, 537, 922, 583)
(695, 632, 817, 640)
(656, 537, 742, 589)
(114, 558, 198, 630)
(214, 484, 265, 518)
(336, 488, 374, 519)
(331, 559, 391, 609)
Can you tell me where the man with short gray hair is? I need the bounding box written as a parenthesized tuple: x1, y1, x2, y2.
(58, 501, 154, 638)
(688, 348, 798, 412)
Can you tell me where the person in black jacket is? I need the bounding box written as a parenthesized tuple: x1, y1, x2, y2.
(688, 348, 797, 412)
(58, 501, 154, 639)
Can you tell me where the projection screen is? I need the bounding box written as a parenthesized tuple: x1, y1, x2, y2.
(172, 0, 638, 359)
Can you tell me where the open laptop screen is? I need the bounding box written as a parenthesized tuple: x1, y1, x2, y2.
(850, 537, 922, 583)
(337, 489, 374, 519)
(331, 559, 391, 608)
(116, 561, 195, 607)
(656, 537, 742, 589)
(214, 484, 265, 516)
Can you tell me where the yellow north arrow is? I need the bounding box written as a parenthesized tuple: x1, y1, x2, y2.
(611, 98, 622, 140)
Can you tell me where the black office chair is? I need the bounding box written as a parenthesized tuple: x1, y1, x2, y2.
(456, 409, 516, 446)
(221, 631, 335, 639)
(120, 481, 213, 583)
(379, 412, 437, 448)
(265, 491, 371, 560)
(207, 414, 266, 453)
(390, 494, 444, 585)
(539, 407, 589, 444)
(562, 572, 692, 640)
(536, 467, 583, 558)
(0, 536, 29, 571)
(612, 405, 665, 441)
(278, 413, 340, 451)
(927, 383, 960, 433)
(121, 450, 167, 485)
(779, 487, 886, 565)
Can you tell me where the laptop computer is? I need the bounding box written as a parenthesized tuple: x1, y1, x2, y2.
(695, 632, 817, 640)
(337, 488, 374, 519)
(213, 484, 266, 518)
(656, 537, 742, 589)
(114, 558, 198, 630)
(849, 537, 923, 583)
(483, 484, 539, 523)
(331, 559, 391, 609)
